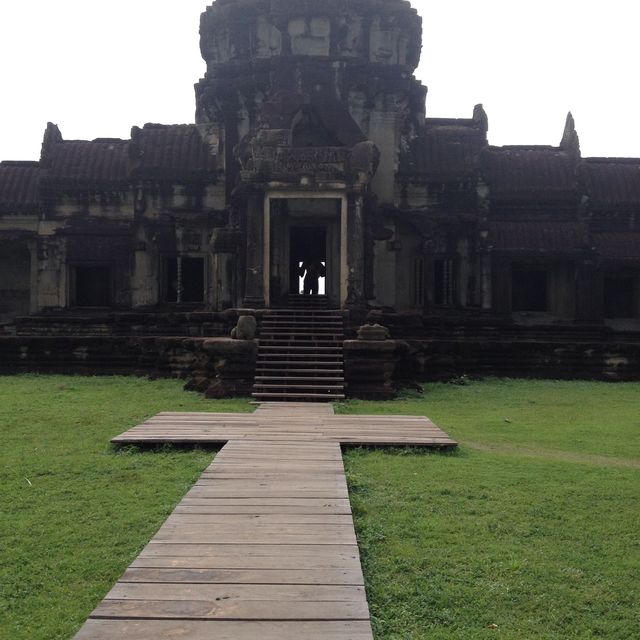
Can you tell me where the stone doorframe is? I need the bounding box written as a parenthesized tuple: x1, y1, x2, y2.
(263, 191, 349, 308)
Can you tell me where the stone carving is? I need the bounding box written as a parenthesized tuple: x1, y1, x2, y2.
(288, 17, 331, 56)
(337, 15, 364, 58)
(231, 315, 257, 340)
(357, 323, 391, 341)
(252, 146, 350, 174)
(255, 17, 282, 58)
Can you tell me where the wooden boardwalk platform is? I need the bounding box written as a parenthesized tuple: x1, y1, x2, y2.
(75, 404, 456, 639)
(111, 402, 458, 448)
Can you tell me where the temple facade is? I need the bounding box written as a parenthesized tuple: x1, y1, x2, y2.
(1, 0, 640, 330)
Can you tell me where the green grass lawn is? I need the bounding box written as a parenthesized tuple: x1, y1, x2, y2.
(340, 380, 640, 639)
(0, 375, 251, 640)
(1, 376, 638, 640)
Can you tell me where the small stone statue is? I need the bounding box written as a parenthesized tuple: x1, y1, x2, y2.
(357, 323, 390, 341)
(231, 315, 257, 340)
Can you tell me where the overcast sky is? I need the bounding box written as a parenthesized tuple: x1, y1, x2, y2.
(1, 0, 639, 161)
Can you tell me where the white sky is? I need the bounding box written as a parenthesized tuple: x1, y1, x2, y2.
(1, 0, 639, 161)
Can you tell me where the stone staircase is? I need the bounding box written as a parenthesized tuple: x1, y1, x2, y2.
(252, 302, 346, 402)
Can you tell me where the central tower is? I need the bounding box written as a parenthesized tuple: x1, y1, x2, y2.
(196, 0, 426, 308)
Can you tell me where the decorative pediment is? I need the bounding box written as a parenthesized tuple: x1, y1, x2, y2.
(235, 90, 378, 190)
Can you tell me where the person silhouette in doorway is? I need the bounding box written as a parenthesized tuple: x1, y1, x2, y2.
(299, 259, 326, 295)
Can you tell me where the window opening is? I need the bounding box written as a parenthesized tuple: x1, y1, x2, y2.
(434, 259, 456, 306)
(165, 257, 205, 303)
(413, 257, 425, 306)
(74, 266, 112, 307)
(512, 268, 547, 312)
(604, 276, 636, 318)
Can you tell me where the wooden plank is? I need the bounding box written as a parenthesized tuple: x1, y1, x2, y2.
(75, 620, 372, 640)
(119, 567, 364, 585)
(164, 514, 354, 524)
(175, 497, 352, 506)
(131, 554, 362, 571)
(139, 543, 360, 559)
(92, 599, 370, 621)
(151, 533, 357, 545)
(105, 582, 365, 603)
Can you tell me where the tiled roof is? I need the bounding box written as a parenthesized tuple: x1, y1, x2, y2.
(583, 159, 640, 207)
(481, 147, 578, 202)
(45, 139, 129, 184)
(592, 232, 640, 260)
(256, 91, 367, 148)
(0, 161, 40, 213)
(131, 124, 217, 180)
(401, 120, 484, 177)
(488, 220, 585, 252)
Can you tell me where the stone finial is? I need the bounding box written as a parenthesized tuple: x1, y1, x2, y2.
(357, 323, 390, 341)
(560, 112, 581, 158)
(473, 104, 489, 138)
(40, 122, 63, 166)
(231, 315, 257, 340)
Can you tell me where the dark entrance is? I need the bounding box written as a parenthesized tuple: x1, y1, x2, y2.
(512, 268, 548, 312)
(73, 265, 112, 307)
(165, 257, 205, 304)
(289, 227, 326, 295)
(604, 276, 636, 318)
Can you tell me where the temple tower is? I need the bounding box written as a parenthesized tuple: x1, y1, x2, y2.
(195, 0, 426, 308)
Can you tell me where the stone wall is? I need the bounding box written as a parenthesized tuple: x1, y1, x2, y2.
(401, 338, 640, 382)
(344, 339, 409, 399)
(13, 310, 240, 337)
(348, 313, 640, 383)
(0, 241, 31, 323)
(0, 335, 258, 397)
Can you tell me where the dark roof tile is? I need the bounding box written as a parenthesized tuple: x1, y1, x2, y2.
(46, 139, 129, 184)
(401, 122, 484, 177)
(488, 220, 585, 252)
(592, 232, 640, 260)
(481, 146, 578, 202)
(0, 161, 40, 213)
(583, 159, 640, 207)
(131, 124, 216, 180)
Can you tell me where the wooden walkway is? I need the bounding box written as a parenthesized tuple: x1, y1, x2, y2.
(111, 402, 457, 448)
(75, 403, 456, 639)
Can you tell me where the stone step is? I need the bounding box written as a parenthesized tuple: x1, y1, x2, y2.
(260, 326, 345, 333)
(260, 339, 345, 345)
(267, 307, 343, 318)
(251, 392, 346, 400)
(261, 319, 344, 324)
(257, 355, 344, 362)
(256, 368, 344, 375)
(260, 333, 344, 340)
(255, 376, 345, 382)
(254, 384, 345, 391)
(255, 300, 346, 399)
(259, 346, 344, 352)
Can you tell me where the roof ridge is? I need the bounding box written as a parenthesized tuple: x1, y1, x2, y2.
(0, 160, 39, 167)
(584, 157, 640, 164)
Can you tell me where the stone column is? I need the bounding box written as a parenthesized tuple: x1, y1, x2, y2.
(346, 195, 365, 307)
(575, 260, 600, 322)
(480, 251, 493, 311)
(492, 256, 511, 315)
(242, 193, 266, 308)
(28, 239, 39, 314)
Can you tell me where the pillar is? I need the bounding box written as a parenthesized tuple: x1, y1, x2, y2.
(242, 193, 266, 308)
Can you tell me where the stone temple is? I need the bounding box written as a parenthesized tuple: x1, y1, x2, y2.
(1, 0, 639, 395)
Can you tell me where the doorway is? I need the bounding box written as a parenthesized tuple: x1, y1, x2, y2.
(265, 195, 346, 308)
(289, 227, 326, 296)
